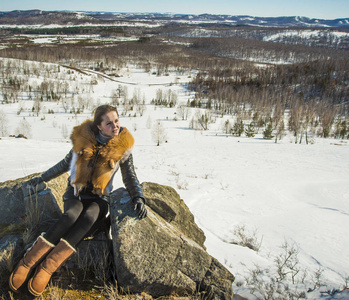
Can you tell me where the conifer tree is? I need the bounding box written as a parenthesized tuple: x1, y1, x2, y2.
(263, 121, 274, 140)
(232, 119, 244, 137)
(340, 120, 348, 139)
(335, 120, 347, 139)
(245, 122, 256, 137)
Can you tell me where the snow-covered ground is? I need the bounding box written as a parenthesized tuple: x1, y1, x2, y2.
(263, 30, 349, 42)
(0, 22, 161, 29)
(27, 35, 139, 44)
(0, 59, 348, 299)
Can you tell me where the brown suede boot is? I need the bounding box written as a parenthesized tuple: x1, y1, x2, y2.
(9, 235, 54, 292)
(28, 239, 76, 296)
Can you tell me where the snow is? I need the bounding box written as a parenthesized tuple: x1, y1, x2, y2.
(27, 35, 139, 44)
(263, 30, 349, 42)
(0, 59, 348, 299)
(31, 37, 57, 44)
(0, 22, 161, 29)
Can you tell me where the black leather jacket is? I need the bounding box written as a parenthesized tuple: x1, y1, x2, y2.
(41, 150, 144, 201)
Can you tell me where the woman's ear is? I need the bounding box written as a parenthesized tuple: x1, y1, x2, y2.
(97, 125, 102, 131)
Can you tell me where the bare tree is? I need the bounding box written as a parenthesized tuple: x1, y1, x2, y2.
(194, 109, 212, 130)
(61, 123, 69, 139)
(151, 121, 167, 146)
(0, 110, 9, 137)
(15, 118, 32, 138)
(275, 120, 285, 143)
(272, 99, 285, 130)
(222, 119, 232, 134)
(61, 98, 70, 113)
(176, 103, 190, 120)
(288, 104, 303, 143)
(319, 106, 336, 138)
(146, 116, 152, 129)
(33, 98, 41, 117)
(301, 104, 316, 144)
(111, 90, 120, 107)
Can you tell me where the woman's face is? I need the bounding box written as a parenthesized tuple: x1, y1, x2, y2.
(97, 111, 120, 137)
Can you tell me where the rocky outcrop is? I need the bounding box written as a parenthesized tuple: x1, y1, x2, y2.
(141, 182, 206, 249)
(0, 173, 67, 226)
(110, 183, 235, 299)
(0, 175, 234, 299)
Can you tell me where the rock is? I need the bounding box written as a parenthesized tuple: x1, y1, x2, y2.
(0, 173, 113, 273)
(66, 232, 113, 282)
(0, 234, 21, 258)
(109, 183, 235, 299)
(0, 176, 235, 299)
(0, 173, 69, 296)
(0, 173, 67, 227)
(141, 182, 206, 248)
(15, 134, 27, 139)
(0, 234, 22, 292)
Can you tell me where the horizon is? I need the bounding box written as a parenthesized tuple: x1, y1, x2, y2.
(1, 0, 348, 20)
(1, 9, 348, 21)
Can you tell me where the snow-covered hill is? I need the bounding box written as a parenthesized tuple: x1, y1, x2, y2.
(0, 10, 348, 28)
(0, 60, 348, 299)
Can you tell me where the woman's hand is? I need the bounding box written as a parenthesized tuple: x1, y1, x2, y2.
(133, 198, 147, 219)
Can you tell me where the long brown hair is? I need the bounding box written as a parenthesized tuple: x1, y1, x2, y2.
(92, 105, 119, 134)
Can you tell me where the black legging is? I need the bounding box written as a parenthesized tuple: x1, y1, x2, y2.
(44, 185, 109, 247)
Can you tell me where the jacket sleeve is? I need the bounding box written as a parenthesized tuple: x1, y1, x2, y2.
(120, 153, 145, 201)
(41, 149, 73, 182)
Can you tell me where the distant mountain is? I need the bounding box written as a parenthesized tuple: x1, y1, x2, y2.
(0, 9, 43, 17)
(69, 12, 349, 28)
(106, 13, 349, 28)
(0, 10, 348, 28)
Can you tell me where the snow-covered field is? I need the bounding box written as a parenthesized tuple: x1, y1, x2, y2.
(0, 22, 161, 29)
(28, 35, 139, 44)
(263, 30, 349, 42)
(0, 59, 348, 299)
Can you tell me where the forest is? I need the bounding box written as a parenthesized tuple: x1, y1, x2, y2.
(0, 21, 348, 142)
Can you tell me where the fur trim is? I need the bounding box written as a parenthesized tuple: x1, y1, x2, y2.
(60, 239, 76, 252)
(39, 235, 55, 248)
(70, 120, 134, 196)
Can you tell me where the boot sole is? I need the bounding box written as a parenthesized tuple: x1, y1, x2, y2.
(28, 278, 43, 297)
(9, 273, 19, 293)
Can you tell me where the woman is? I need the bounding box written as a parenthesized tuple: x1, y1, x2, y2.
(9, 104, 147, 296)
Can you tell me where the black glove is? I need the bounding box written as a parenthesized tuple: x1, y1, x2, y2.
(133, 198, 147, 219)
(22, 176, 46, 197)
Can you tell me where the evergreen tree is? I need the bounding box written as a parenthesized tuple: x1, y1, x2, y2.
(335, 120, 347, 139)
(245, 122, 256, 137)
(232, 119, 244, 137)
(340, 120, 348, 139)
(263, 121, 274, 140)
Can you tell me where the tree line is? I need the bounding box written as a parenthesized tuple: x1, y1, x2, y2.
(0, 27, 348, 140)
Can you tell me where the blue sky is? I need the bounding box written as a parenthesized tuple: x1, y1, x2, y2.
(1, 0, 348, 19)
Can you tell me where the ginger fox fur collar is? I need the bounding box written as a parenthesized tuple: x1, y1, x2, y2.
(70, 120, 134, 196)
